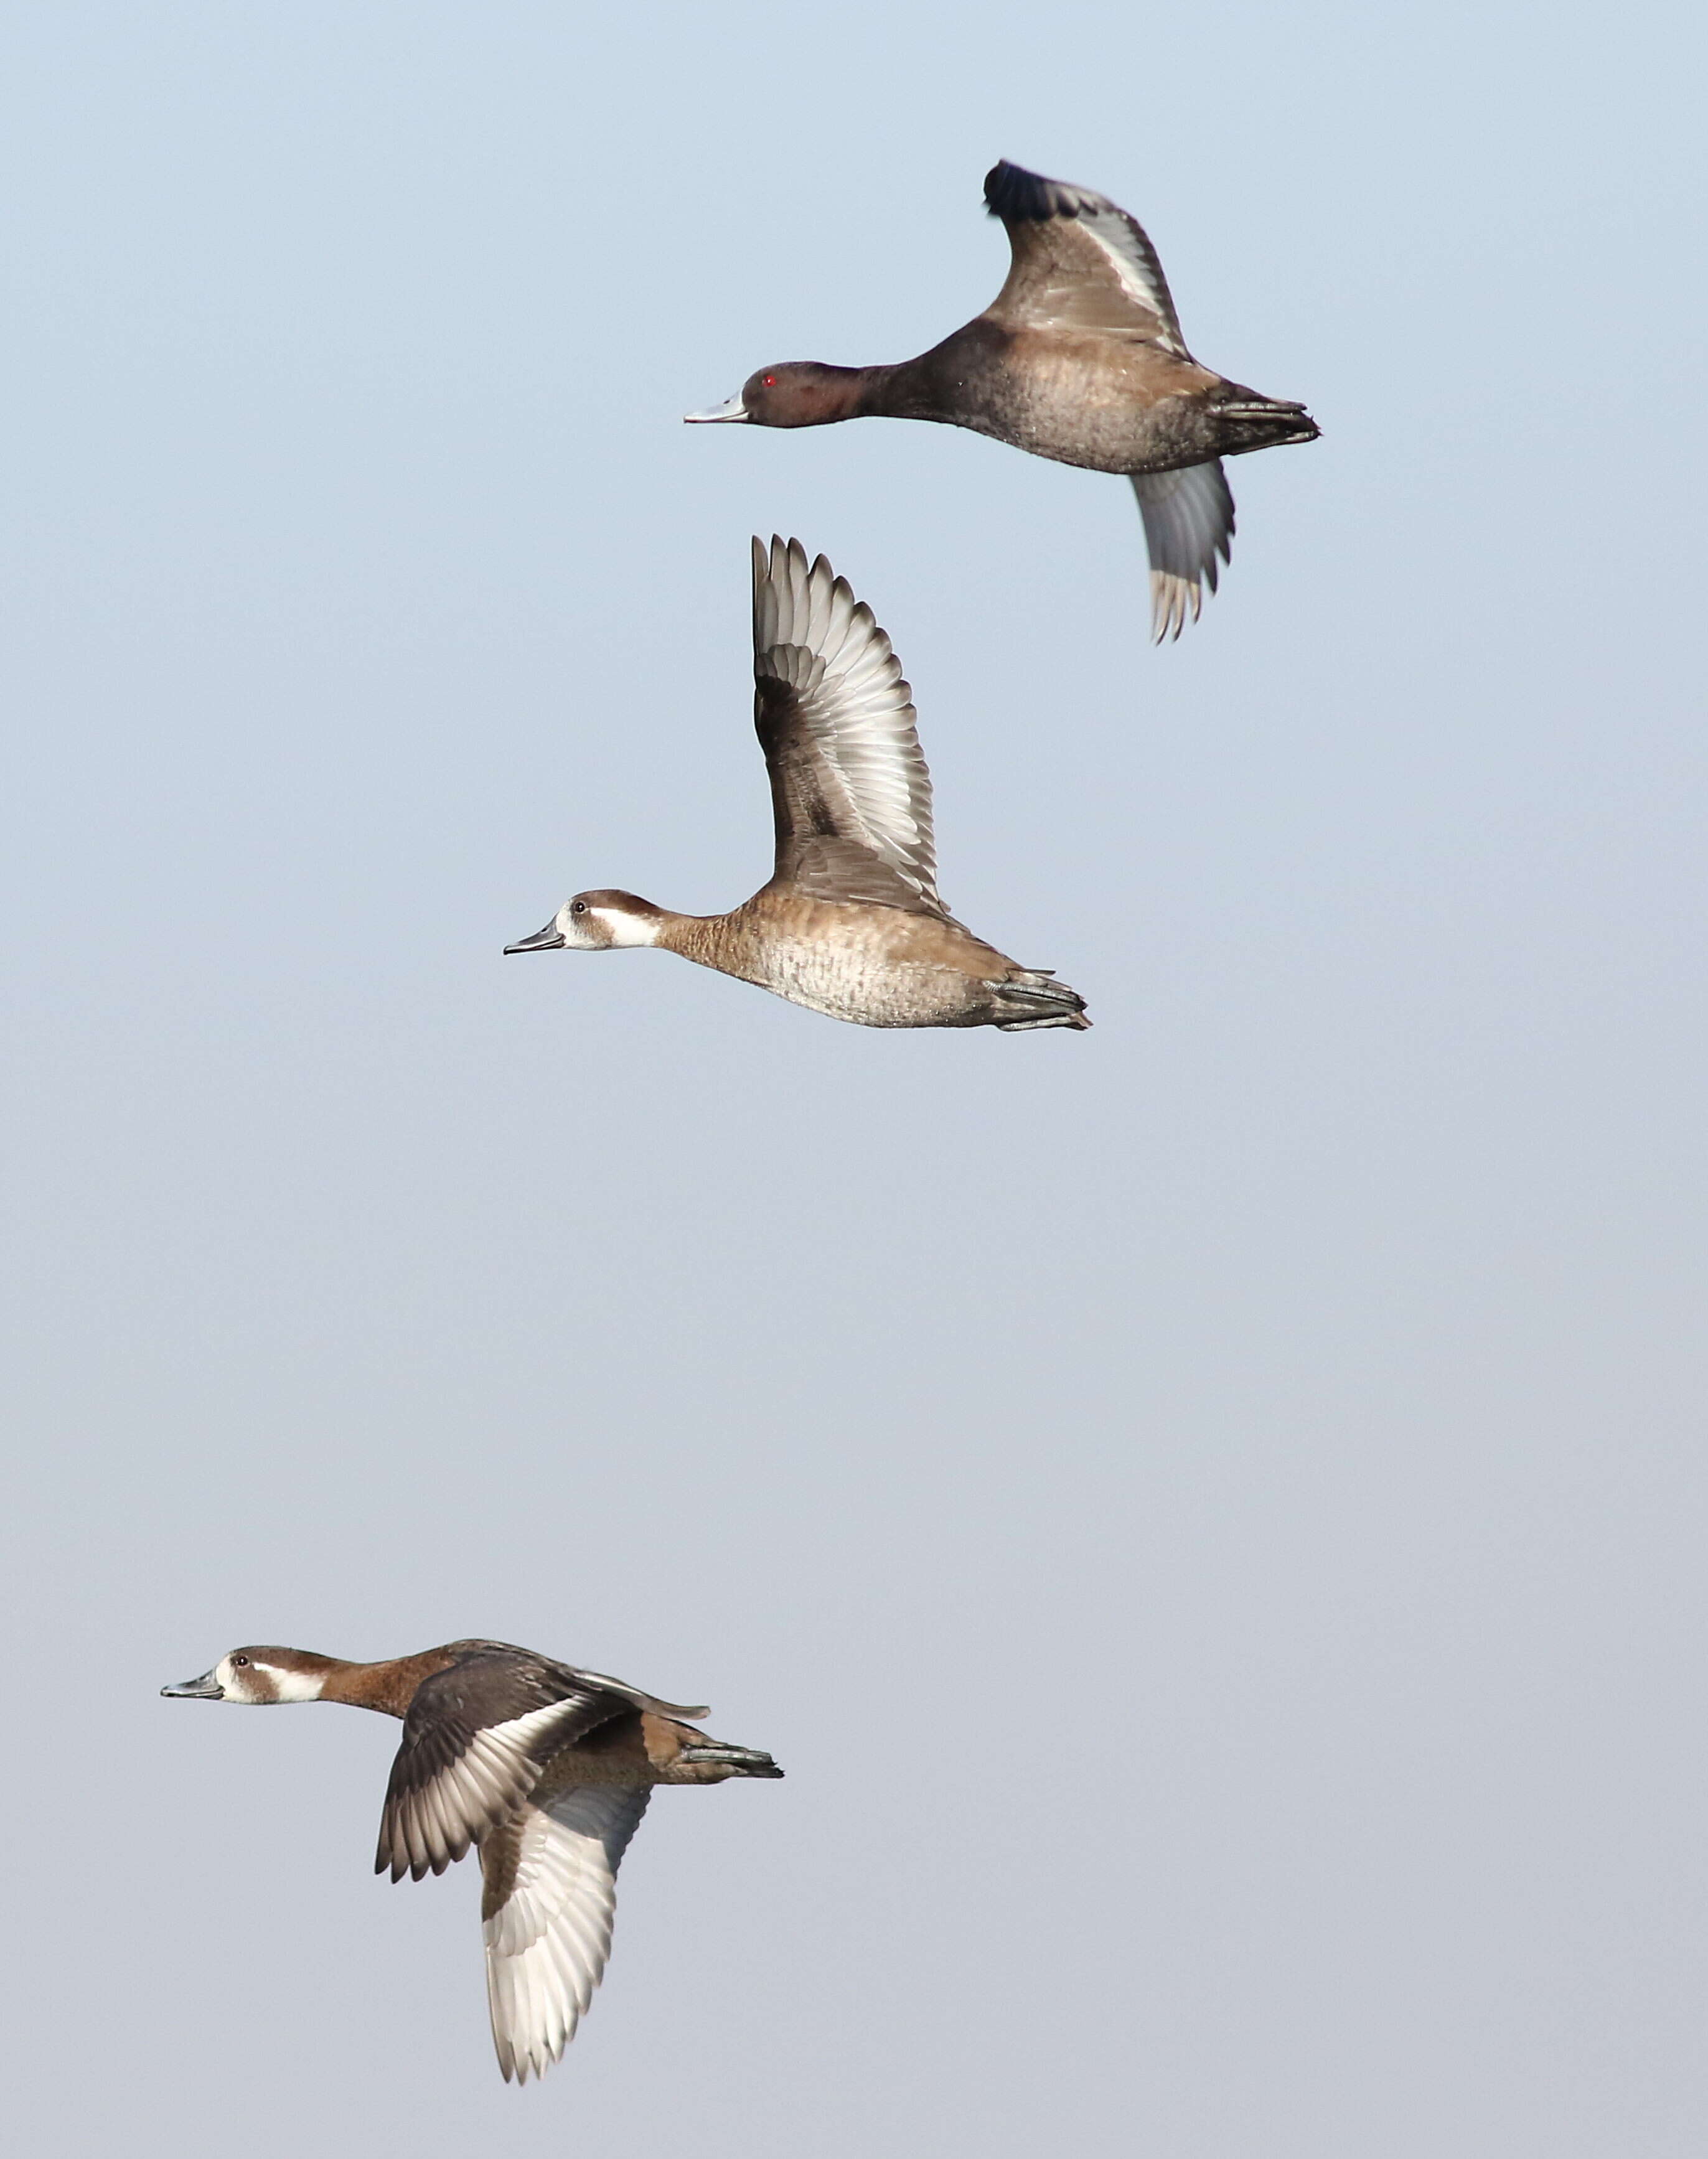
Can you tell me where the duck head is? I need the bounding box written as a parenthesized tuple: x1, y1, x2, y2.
(685, 363, 865, 428)
(162, 1646, 336, 1704)
(504, 890, 665, 953)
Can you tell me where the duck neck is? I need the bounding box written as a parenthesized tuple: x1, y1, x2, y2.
(852, 354, 948, 423)
(782, 363, 888, 423)
(319, 1649, 460, 1718)
(652, 909, 743, 974)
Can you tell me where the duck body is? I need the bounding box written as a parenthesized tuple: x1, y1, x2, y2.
(856, 319, 1299, 481)
(505, 537, 1090, 1034)
(163, 1638, 781, 2084)
(653, 886, 1083, 1031)
(687, 161, 1318, 639)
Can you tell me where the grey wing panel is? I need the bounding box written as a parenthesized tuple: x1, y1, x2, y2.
(752, 537, 946, 916)
(1131, 462, 1235, 641)
(983, 160, 1190, 352)
(773, 833, 947, 912)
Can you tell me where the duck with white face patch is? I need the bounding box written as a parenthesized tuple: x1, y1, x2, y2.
(504, 536, 1091, 1034)
(162, 1638, 782, 2084)
(164, 1647, 329, 1703)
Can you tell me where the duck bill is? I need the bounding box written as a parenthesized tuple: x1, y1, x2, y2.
(683, 394, 748, 424)
(503, 922, 566, 954)
(161, 1668, 225, 1700)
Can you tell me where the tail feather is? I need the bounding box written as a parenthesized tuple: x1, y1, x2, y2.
(677, 1742, 785, 1779)
(994, 972, 1091, 1033)
(1213, 396, 1320, 456)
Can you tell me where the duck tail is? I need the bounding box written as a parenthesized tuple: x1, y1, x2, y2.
(676, 1741, 786, 1779)
(994, 972, 1092, 1033)
(1213, 392, 1320, 456)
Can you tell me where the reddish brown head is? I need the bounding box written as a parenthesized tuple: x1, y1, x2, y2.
(684, 362, 869, 429)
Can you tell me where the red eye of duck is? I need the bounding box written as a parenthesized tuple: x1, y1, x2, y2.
(762, 374, 776, 388)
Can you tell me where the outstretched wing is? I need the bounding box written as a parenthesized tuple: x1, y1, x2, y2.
(377, 1657, 627, 1883)
(480, 1786, 652, 2084)
(752, 535, 946, 917)
(982, 161, 1192, 355)
(1132, 463, 1236, 642)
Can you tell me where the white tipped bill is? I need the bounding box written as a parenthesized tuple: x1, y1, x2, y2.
(683, 394, 748, 423)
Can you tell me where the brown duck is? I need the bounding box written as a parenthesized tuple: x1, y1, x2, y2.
(687, 161, 1318, 641)
(504, 536, 1090, 1033)
(162, 1639, 782, 2084)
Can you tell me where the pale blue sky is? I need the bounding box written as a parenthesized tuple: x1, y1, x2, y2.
(2, 4, 1705, 2155)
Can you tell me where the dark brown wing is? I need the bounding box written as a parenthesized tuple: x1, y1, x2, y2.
(751, 536, 945, 917)
(982, 160, 1191, 354)
(376, 1651, 629, 1883)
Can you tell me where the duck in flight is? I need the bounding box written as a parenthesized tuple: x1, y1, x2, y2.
(505, 536, 1090, 1033)
(687, 161, 1318, 642)
(163, 1639, 782, 2084)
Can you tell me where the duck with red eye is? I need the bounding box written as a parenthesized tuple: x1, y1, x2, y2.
(686, 159, 1318, 641)
(702, 363, 859, 430)
(162, 1639, 782, 2082)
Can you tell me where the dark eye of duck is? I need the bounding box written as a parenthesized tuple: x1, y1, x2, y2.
(571, 901, 588, 916)
(232, 1654, 250, 1668)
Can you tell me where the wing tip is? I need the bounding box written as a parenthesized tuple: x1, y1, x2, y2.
(1148, 570, 1204, 644)
(983, 158, 1093, 223)
(376, 1804, 470, 1883)
(754, 534, 865, 662)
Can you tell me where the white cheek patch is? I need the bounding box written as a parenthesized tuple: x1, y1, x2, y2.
(591, 908, 660, 950)
(253, 1662, 326, 1703)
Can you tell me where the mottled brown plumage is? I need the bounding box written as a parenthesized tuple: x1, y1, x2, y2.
(505, 537, 1091, 1033)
